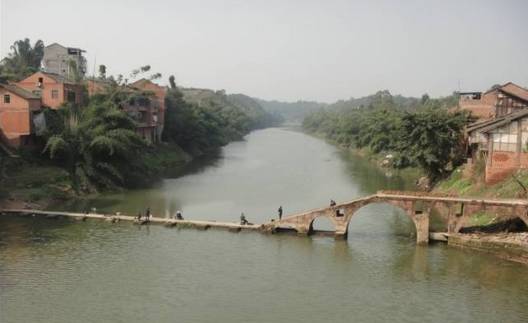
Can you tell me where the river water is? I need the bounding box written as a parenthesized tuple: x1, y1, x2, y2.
(1, 128, 527, 323)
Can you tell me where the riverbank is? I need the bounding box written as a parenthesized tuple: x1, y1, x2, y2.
(448, 233, 528, 265)
(0, 142, 193, 210)
(304, 130, 528, 264)
(306, 131, 425, 185)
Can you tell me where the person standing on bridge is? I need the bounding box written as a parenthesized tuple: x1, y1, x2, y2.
(145, 207, 151, 221)
(278, 206, 283, 220)
(176, 210, 184, 220)
(240, 212, 249, 225)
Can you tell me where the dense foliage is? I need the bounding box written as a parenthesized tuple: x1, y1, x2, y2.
(43, 103, 145, 192)
(163, 78, 279, 154)
(0, 38, 44, 82)
(303, 91, 470, 181)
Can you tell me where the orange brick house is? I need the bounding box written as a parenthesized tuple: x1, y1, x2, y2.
(0, 83, 41, 147)
(86, 78, 163, 143)
(130, 79, 167, 142)
(467, 109, 528, 184)
(17, 71, 84, 109)
(456, 82, 528, 120)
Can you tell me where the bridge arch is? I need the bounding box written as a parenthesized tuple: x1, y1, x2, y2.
(308, 214, 338, 235)
(339, 198, 430, 244)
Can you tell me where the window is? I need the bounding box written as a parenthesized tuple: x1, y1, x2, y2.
(51, 90, 59, 99)
(3, 94, 10, 104)
(67, 90, 76, 103)
(492, 122, 518, 152)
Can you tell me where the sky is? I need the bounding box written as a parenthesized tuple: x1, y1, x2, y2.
(0, 0, 527, 102)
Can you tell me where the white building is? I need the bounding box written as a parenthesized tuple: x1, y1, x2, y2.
(41, 43, 86, 80)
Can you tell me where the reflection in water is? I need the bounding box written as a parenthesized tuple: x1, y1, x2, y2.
(2, 128, 528, 323)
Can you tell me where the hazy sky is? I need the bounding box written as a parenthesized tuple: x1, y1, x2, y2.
(1, 0, 527, 102)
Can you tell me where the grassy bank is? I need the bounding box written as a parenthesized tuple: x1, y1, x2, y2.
(0, 143, 192, 209)
(434, 163, 528, 228)
(435, 164, 528, 199)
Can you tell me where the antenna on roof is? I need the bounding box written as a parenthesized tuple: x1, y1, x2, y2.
(92, 54, 97, 79)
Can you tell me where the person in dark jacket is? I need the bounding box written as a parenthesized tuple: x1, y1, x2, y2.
(240, 212, 249, 225)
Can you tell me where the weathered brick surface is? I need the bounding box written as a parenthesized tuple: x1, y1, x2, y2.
(485, 151, 528, 184)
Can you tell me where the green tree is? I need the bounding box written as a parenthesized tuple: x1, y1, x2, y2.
(397, 109, 469, 181)
(43, 103, 145, 192)
(0, 38, 44, 81)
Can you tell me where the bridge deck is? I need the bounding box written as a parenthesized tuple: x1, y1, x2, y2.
(376, 192, 528, 207)
(0, 209, 262, 231)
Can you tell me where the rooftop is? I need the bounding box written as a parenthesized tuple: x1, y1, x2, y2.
(0, 83, 40, 100)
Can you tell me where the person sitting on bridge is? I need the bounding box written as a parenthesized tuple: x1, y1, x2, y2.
(330, 199, 337, 207)
(176, 210, 184, 220)
(278, 206, 283, 220)
(240, 212, 249, 225)
(135, 212, 142, 221)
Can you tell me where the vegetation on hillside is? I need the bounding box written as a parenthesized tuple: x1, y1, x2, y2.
(163, 80, 280, 154)
(0, 39, 279, 204)
(0, 38, 44, 82)
(303, 90, 470, 182)
(256, 99, 325, 122)
(43, 103, 145, 192)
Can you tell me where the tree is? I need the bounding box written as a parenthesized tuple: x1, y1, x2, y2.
(398, 109, 469, 182)
(0, 38, 44, 80)
(43, 103, 145, 192)
(421, 93, 430, 104)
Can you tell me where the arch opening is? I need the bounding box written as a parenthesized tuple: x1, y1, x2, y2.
(309, 216, 336, 236)
(346, 202, 419, 241)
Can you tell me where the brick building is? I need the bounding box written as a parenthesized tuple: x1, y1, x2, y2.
(0, 83, 41, 147)
(464, 83, 528, 183)
(456, 82, 528, 120)
(467, 108, 528, 184)
(17, 71, 84, 108)
(86, 79, 164, 143)
(130, 79, 167, 142)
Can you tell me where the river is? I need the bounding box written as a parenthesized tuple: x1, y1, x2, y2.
(1, 127, 527, 323)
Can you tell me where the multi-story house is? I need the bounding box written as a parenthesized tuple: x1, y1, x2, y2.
(86, 79, 162, 143)
(130, 79, 167, 142)
(17, 71, 84, 109)
(41, 43, 87, 80)
(0, 83, 41, 147)
(457, 82, 528, 120)
(464, 82, 528, 183)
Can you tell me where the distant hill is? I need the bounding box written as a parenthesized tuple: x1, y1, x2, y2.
(255, 99, 327, 122)
(180, 88, 279, 129)
(327, 90, 421, 112)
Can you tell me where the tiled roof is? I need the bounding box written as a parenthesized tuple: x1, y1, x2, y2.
(0, 83, 40, 100)
(500, 82, 528, 102)
(468, 109, 528, 134)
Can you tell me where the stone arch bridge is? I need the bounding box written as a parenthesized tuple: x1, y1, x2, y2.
(263, 191, 528, 244)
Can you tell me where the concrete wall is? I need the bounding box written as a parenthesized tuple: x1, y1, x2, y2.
(42, 43, 86, 80)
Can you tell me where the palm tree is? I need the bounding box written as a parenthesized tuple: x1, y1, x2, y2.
(43, 103, 145, 192)
(0, 38, 44, 81)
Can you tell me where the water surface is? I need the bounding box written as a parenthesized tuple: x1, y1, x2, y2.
(1, 128, 527, 323)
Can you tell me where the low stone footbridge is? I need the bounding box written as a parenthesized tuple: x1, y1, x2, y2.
(263, 191, 528, 244)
